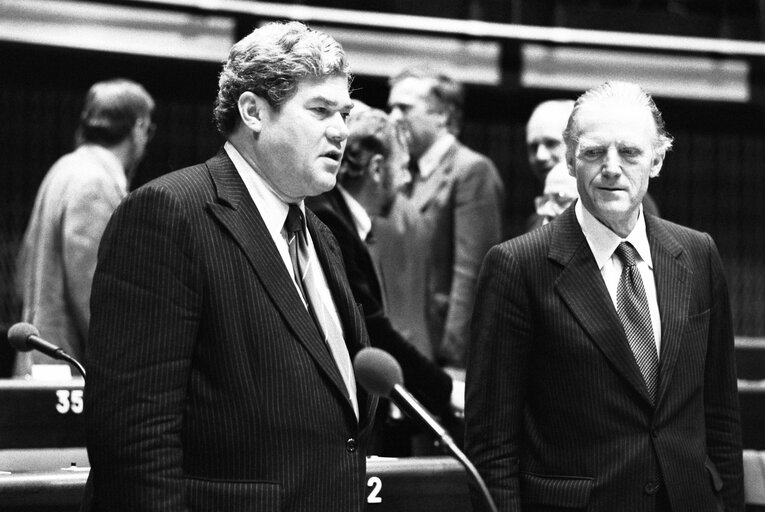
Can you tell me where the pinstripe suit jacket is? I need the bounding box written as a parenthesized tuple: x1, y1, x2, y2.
(84, 149, 377, 512)
(465, 205, 743, 512)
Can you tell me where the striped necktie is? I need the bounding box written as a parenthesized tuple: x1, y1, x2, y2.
(615, 242, 660, 404)
(285, 205, 358, 418)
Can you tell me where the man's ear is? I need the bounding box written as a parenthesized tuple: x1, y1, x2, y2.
(433, 108, 450, 130)
(649, 151, 665, 178)
(237, 91, 269, 133)
(368, 154, 384, 182)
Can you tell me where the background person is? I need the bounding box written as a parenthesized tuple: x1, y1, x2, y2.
(377, 66, 505, 370)
(525, 99, 575, 185)
(307, 105, 464, 455)
(466, 81, 743, 512)
(14, 78, 154, 377)
(83, 22, 376, 512)
(527, 161, 579, 231)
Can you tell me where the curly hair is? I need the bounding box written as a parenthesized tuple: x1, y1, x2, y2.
(339, 106, 402, 185)
(213, 21, 351, 135)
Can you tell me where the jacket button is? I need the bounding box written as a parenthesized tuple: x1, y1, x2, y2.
(346, 438, 358, 452)
(644, 481, 659, 495)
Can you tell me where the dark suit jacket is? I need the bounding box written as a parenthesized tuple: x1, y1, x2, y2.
(376, 138, 505, 368)
(306, 188, 452, 417)
(84, 149, 377, 512)
(465, 205, 743, 512)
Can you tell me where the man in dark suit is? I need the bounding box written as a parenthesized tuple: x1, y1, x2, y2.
(83, 22, 376, 512)
(306, 106, 462, 455)
(379, 67, 505, 370)
(465, 81, 743, 511)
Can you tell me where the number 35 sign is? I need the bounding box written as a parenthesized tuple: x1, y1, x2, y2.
(55, 389, 84, 414)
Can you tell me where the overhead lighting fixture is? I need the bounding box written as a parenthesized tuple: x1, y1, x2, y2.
(521, 43, 750, 102)
(0, 0, 234, 62)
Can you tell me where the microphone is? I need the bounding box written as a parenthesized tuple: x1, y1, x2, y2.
(354, 347, 497, 512)
(8, 322, 86, 378)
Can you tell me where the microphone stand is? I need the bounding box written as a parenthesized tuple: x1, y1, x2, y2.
(391, 384, 498, 512)
(442, 440, 497, 512)
(59, 352, 87, 379)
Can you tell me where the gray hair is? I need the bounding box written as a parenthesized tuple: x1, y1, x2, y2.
(77, 78, 154, 146)
(339, 107, 404, 184)
(389, 66, 464, 135)
(563, 81, 673, 163)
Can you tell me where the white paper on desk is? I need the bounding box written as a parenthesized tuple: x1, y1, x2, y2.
(30, 364, 72, 380)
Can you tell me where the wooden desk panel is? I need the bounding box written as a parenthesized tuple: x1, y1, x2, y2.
(0, 454, 470, 512)
(0, 380, 85, 449)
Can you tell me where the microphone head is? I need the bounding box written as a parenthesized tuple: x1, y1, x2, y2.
(8, 322, 40, 352)
(353, 347, 404, 398)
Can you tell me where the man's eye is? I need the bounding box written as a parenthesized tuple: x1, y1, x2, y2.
(582, 149, 603, 159)
(312, 107, 329, 116)
(621, 147, 641, 157)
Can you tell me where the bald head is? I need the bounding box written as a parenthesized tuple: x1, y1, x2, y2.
(526, 99, 574, 183)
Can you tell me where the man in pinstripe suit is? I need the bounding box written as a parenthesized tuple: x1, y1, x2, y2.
(465, 81, 743, 511)
(83, 22, 376, 512)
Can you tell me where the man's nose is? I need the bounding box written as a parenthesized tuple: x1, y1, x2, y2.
(326, 113, 349, 142)
(389, 106, 404, 123)
(535, 144, 551, 161)
(601, 147, 621, 175)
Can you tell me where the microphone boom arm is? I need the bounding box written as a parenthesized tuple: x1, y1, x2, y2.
(390, 384, 497, 512)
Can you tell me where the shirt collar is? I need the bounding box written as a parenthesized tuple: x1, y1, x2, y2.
(337, 185, 372, 241)
(575, 200, 653, 270)
(417, 132, 455, 179)
(224, 141, 303, 238)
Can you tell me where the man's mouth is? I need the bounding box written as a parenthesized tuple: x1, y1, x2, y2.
(321, 150, 342, 162)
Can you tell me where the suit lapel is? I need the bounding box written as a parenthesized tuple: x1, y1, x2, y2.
(323, 189, 383, 301)
(307, 208, 376, 428)
(646, 216, 691, 406)
(203, 150, 363, 421)
(409, 141, 458, 212)
(327, 188, 355, 229)
(550, 208, 654, 403)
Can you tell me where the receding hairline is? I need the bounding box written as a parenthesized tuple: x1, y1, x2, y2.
(527, 100, 575, 129)
(564, 90, 674, 163)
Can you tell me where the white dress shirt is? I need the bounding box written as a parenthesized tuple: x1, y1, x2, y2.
(224, 142, 345, 334)
(575, 200, 662, 356)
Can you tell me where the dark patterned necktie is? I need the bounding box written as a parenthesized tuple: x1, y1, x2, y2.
(285, 205, 358, 418)
(615, 242, 659, 404)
